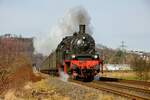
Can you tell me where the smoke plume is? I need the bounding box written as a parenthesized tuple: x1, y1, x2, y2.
(35, 6, 93, 55)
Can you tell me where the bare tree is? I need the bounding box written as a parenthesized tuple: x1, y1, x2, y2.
(130, 55, 150, 80)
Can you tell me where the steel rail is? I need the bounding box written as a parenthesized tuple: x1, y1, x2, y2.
(69, 80, 150, 100)
(95, 81, 150, 93)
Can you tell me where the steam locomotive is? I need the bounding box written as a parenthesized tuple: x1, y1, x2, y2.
(40, 25, 103, 81)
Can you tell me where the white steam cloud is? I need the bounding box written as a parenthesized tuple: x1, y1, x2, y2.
(35, 6, 93, 55)
(94, 75, 100, 81)
(59, 70, 69, 82)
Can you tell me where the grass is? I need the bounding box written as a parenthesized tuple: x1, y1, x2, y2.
(100, 71, 150, 81)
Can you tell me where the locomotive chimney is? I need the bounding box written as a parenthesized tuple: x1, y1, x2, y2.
(79, 24, 85, 34)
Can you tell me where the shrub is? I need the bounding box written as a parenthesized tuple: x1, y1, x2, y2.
(130, 55, 150, 80)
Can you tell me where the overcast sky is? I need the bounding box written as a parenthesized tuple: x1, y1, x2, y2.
(0, 0, 150, 52)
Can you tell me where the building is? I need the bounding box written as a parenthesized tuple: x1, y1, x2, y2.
(103, 64, 131, 71)
(0, 34, 34, 63)
(129, 50, 150, 61)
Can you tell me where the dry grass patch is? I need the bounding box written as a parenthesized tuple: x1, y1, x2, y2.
(0, 55, 43, 95)
(101, 71, 150, 81)
(101, 71, 137, 80)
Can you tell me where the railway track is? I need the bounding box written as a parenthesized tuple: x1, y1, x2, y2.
(119, 80, 150, 88)
(99, 77, 150, 90)
(69, 79, 150, 100)
(94, 81, 150, 100)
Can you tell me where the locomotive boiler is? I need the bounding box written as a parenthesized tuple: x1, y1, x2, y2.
(40, 25, 103, 81)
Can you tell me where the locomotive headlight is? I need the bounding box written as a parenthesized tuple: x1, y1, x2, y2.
(94, 55, 98, 59)
(71, 54, 76, 59)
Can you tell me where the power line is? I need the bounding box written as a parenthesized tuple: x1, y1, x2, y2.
(120, 41, 126, 51)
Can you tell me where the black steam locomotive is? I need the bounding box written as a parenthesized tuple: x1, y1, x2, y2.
(40, 25, 103, 81)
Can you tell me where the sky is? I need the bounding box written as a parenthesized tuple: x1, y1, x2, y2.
(0, 0, 150, 53)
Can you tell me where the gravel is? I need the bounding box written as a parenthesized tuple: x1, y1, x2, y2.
(44, 76, 128, 100)
(2, 75, 129, 100)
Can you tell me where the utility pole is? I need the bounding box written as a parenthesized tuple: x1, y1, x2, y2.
(120, 41, 126, 51)
(120, 41, 127, 64)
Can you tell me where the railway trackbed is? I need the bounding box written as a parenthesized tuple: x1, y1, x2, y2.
(118, 80, 150, 89)
(69, 80, 150, 100)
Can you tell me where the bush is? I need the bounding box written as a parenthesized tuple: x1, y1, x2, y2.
(130, 55, 150, 80)
(0, 55, 42, 95)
